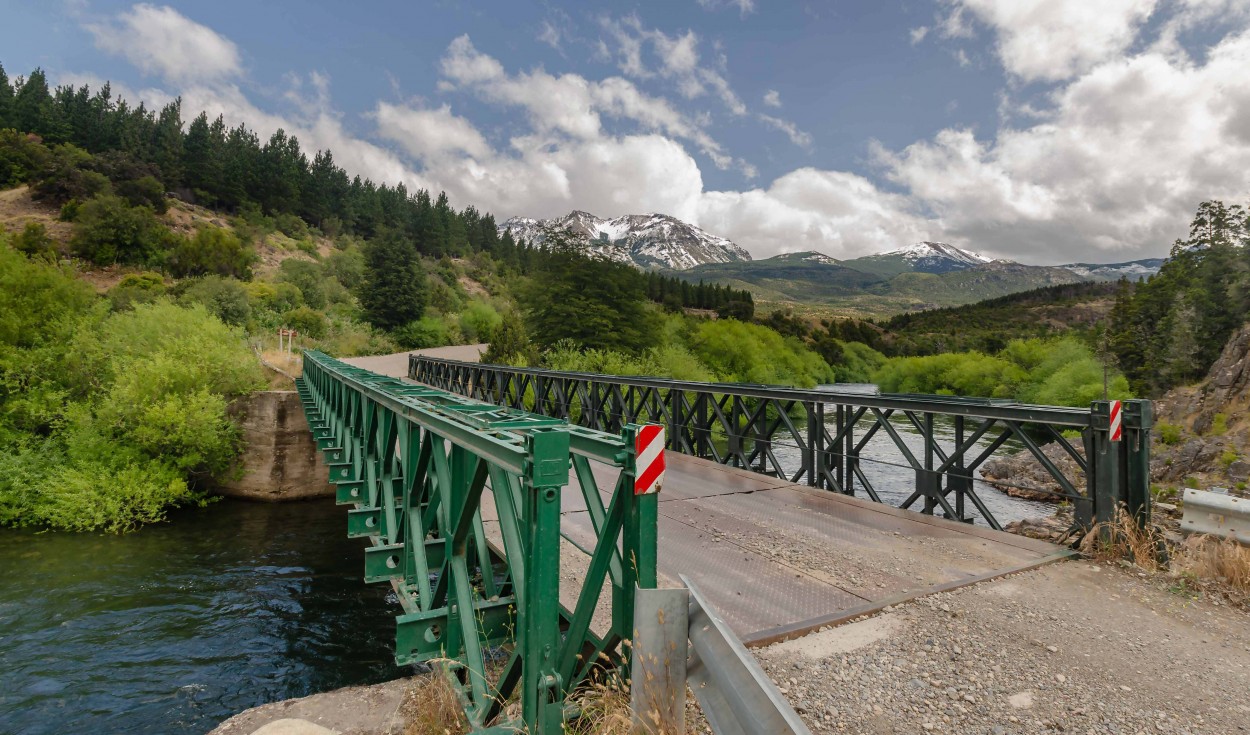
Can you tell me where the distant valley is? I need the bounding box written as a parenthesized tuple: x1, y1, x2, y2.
(500, 211, 1165, 316)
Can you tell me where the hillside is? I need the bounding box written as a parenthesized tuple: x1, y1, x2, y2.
(880, 282, 1118, 355)
(841, 241, 991, 277)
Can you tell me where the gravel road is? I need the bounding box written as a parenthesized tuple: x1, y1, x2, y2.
(756, 562, 1250, 734)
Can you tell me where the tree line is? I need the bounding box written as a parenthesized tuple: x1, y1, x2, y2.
(1108, 200, 1250, 394)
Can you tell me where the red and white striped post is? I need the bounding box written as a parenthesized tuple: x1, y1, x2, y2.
(1109, 399, 1122, 442)
(634, 424, 666, 495)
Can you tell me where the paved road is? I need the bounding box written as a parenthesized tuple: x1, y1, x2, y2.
(340, 344, 485, 378)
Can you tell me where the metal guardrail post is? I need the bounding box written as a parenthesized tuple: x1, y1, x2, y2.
(1088, 400, 1124, 528)
(1123, 400, 1152, 523)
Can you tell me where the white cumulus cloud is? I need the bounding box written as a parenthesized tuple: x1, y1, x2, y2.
(85, 3, 242, 84)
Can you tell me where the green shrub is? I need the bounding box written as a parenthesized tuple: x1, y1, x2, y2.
(166, 227, 256, 279)
(459, 301, 502, 343)
(30, 143, 110, 205)
(1210, 413, 1229, 436)
(277, 259, 327, 309)
(1157, 422, 1183, 445)
(12, 221, 57, 261)
(70, 193, 173, 265)
(282, 306, 328, 339)
(0, 128, 52, 187)
(178, 277, 251, 326)
(246, 281, 303, 313)
(108, 271, 166, 311)
(1220, 450, 1238, 469)
(395, 315, 453, 349)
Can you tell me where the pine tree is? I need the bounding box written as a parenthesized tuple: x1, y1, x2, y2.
(0, 63, 12, 128)
(361, 231, 427, 330)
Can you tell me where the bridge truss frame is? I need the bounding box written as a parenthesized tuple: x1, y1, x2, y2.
(411, 356, 1153, 534)
(297, 350, 657, 733)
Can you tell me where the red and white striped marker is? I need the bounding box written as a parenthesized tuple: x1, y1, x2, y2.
(1109, 400, 1122, 442)
(634, 424, 666, 496)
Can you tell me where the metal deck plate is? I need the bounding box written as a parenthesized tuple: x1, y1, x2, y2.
(484, 448, 1069, 643)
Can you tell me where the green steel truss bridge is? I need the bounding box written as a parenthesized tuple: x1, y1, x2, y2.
(297, 350, 1153, 733)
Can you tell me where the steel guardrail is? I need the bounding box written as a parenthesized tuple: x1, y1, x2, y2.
(410, 355, 1153, 534)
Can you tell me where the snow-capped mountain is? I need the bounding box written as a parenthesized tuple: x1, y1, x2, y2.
(498, 211, 752, 270)
(841, 241, 993, 277)
(1060, 258, 1164, 281)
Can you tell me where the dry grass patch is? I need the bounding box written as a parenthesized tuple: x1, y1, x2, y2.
(1080, 507, 1164, 571)
(1174, 535, 1250, 593)
(401, 672, 468, 735)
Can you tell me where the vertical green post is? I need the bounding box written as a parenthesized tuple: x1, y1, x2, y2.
(521, 429, 570, 734)
(1123, 400, 1153, 524)
(1088, 401, 1125, 528)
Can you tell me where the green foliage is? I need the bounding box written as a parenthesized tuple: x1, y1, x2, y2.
(70, 193, 172, 265)
(0, 252, 264, 531)
(458, 300, 502, 343)
(0, 128, 51, 186)
(245, 280, 303, 313)
(395, 315, 454, 349)
(1109, 200, 1250, 394)
(688, 319, 835, 387)
(521, 237, 654, 352)
(361, 231, 427, 331)
(12, 221, 56, 260)
(282, 306, 327, 339)
(30, 143, 110, 205)
(1220, 450, 1238, 469)
(871, 337, 1132, 406)
(482, 311, 535, 365)
(323, 246, 364, 290)
(1157, 422, 1183, 445)
(1210, 413, 1229, 436)
(178, 276, 251, 326)
(166, 226, 256, 279)
(277, 258, 327, 309)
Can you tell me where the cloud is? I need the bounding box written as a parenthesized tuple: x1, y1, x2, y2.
(763, 89, 781, 107)
(875, 25, 1250, 261)
(373, 103, 492, 161)
(698, 169, 933, 258)
(599, 15, 745, 115)
(940, 0, 1159, 82)
(910, 26, 930, 44)
(758, 113, 813, 149)
(695, 0, 756, 16)
(439, 34, 749, 172)
(85, 4, 241, 84)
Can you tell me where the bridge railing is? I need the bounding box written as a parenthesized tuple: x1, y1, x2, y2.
(297, 350, 658, 733)
(410, 355, 1152, 534)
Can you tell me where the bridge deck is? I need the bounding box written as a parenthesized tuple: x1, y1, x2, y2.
(481, 452, 1069, 645)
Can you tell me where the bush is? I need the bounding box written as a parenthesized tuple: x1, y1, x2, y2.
(277, 259, 327, 309)
(1210, 413, 1229, 436)
(12, 221, 57, 261)
(395, 315, 453, 349)
(70, 193, 172, 265)
(691, 319, 836, 387)
(459, 301, 503, 343)
(108, 272, 166, 311)
(246, 281, 303, 313)
(166, 226, 256, 279)
(0, 129, 51, 187)
(281, 306, 328, 339)
(178, 277, 251, 326)
(1157, 423, 1183, 445)
(30, 143, 110, 205)
(115, 175, 166, 213)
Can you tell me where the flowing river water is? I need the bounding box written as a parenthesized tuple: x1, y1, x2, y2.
(0, 499, 404, 735)
(0, 414, 1054, 735)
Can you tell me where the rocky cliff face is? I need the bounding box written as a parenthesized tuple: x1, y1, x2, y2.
(1153, 323, 1250, 489)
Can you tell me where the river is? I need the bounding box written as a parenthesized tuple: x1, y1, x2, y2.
(0, 499, 405, 735)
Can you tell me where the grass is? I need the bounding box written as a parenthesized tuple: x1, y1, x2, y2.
(1173, 536, 1250, 593)
(1080, 506, 1164, 572)
(402, 672, 468, 735)
(1080, 505, 1250, 602)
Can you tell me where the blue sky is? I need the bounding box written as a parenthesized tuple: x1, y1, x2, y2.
(4, 1, 1250, 263)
